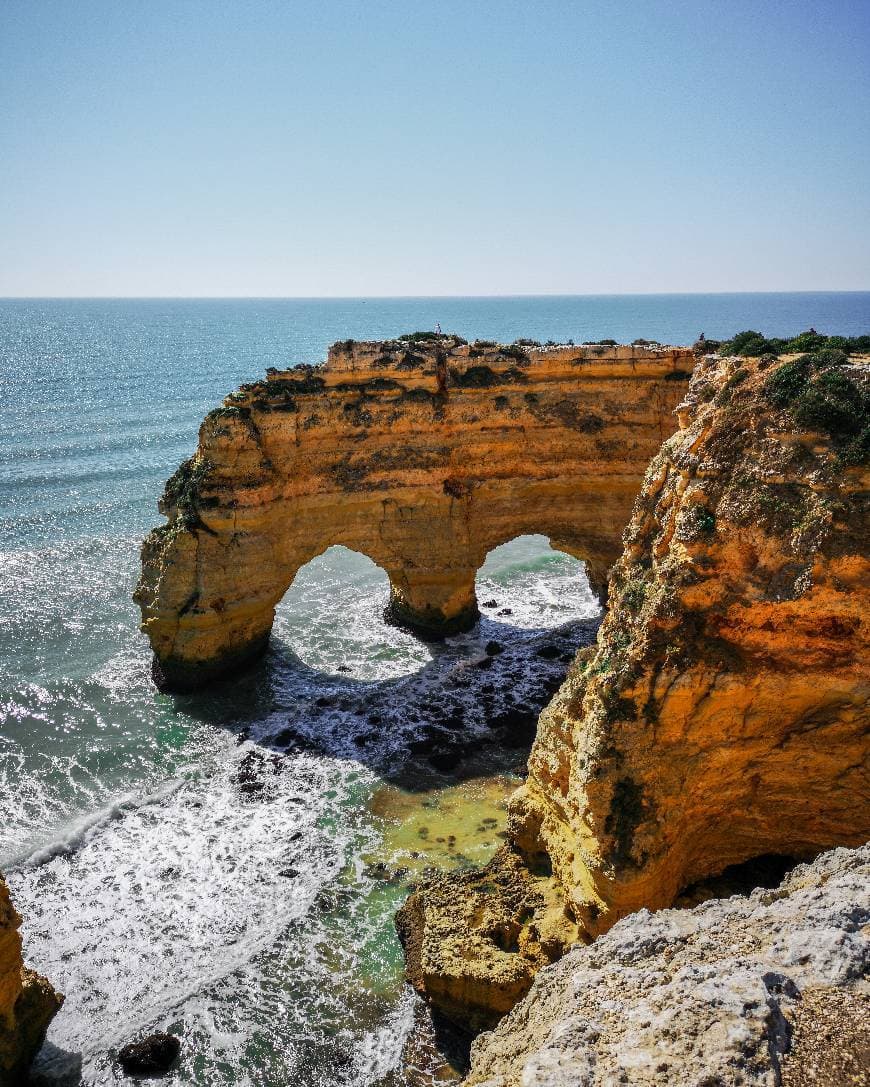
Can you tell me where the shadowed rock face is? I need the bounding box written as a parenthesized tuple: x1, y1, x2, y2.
(398, 351, 870, 1030)
(135, 337, 693, 691)
(0, 877, 62, 1087)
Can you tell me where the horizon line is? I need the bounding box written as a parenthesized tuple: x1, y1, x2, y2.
(2, 289, 870, 301)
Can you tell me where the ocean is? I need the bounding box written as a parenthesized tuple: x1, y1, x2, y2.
(2, 293, 868, 1085)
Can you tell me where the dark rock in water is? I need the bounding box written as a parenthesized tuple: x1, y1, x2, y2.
(428, 746, 464, 773)
(481, 599, 499, 608)
(278, 868, 299, 879)
(497, 607, 513, 616)
(117, 1033, 180, 1075)
(234, 749, 283, 795)
(440, 707, 466, 731)
(535, 643, 561, 660)
(272, 726, 302, 748)
(314, 696, 333, 707)
(489, 705, 538, 747)
(485, 641, 504, 656)
(336, 664, 351, 673)
(364, 862, 411, 885)
(476, 657, 494, 671)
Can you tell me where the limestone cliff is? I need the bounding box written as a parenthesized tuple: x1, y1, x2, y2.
(136, 336, 693, 690)
(465, 843, 870, 1086)
(0, 877, 62, 1086)
(398, 349, 870, 1029)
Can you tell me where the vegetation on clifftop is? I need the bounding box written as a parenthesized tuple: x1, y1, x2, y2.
(764, 349, 870, 464)
(695, 328, 870, 358)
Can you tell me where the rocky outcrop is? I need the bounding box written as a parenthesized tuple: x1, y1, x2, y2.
(400, 349, 870, 1027)
(0, 877, 62, 1087)
(465, 843, 870, 1086)
(136, 336, 693, 690)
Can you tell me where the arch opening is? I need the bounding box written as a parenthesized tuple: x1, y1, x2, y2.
(273, 545, 434, 681)
(474, 535, 602, 632)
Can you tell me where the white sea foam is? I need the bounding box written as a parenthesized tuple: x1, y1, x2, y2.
(6, 534, 600, 1085)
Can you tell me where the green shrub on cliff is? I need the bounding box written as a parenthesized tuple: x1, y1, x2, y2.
(717, 329, 870, 358)
(764, 350, 869, 464)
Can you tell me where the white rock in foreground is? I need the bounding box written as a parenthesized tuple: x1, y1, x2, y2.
(466, 844, 870, 1086)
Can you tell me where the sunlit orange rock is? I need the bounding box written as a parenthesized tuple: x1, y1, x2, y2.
(399, 351, 870, 1029)
(135, 336, 693, 690)
(0, 877, 62, 1086)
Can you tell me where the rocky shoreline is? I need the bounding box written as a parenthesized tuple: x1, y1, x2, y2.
(397, 344, 869, 1075)
(8, 336, 868, 1085)
(464, 843, 870, 1086)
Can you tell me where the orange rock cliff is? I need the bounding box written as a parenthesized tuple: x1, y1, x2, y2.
(0, 876, 62, 1087)
(136, 336, 693, 690)
(397, 348, 870, 1030)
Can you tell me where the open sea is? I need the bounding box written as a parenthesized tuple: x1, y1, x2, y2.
(2, 293, 868, 1086)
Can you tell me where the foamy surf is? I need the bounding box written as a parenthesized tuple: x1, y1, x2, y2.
(6, 535, 600, 1085)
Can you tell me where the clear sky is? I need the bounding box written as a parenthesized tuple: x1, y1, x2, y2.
(2, 0, 869, 296)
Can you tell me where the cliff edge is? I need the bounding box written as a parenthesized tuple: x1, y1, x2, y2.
(398, 348, 870, 1029)
(466, 843, 870, 1086)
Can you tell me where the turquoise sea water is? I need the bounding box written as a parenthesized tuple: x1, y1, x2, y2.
(2, 294, 868, 1086)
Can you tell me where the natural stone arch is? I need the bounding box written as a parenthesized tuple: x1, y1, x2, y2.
(474, 533, 597, 618)
(136, 337, 694, 691)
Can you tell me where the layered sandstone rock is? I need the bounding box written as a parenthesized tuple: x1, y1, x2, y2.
(400, 350, 870, 1028)
(0, 877, 62, 1086)
(136, 336, 693, 690)
(466, 843, 870, 1087)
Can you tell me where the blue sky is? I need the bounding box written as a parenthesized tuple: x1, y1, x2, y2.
(2, 0, 869, 296)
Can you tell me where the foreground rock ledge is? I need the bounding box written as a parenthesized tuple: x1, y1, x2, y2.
(465, 843, 870, 1087)
(0, 876, 62, 1087)
(135, 336, 693, 691)
(401, 350, 870, 1028)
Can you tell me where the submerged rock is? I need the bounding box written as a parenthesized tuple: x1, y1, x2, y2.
(0, 877, 62, 1087)
(465, 844, 870, 1086)
(117, 1032, 181, 1076)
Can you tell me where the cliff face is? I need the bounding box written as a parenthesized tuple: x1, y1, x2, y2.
(0, 877, 62, 1087)
(399, 350, 870, 1029)
(466, 844, 870, 1087)
(136, 337, 693, 690)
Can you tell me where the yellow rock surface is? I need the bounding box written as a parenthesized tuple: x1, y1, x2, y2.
(136, 337, 693, 690)
(517, 353, 870, 932)
(400, 351, 870, 1029)
(0, 877, 62, 1086)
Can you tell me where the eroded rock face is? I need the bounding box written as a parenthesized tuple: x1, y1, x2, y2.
(400, 351, 870, 1028)
(515, 351, 869, 931)
(136, 337, 693, 690)
(0, 877, 62, 1087)
(465, 843, 870, 1087)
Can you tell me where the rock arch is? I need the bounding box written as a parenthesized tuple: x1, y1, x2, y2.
(136, 337, 694, 690)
